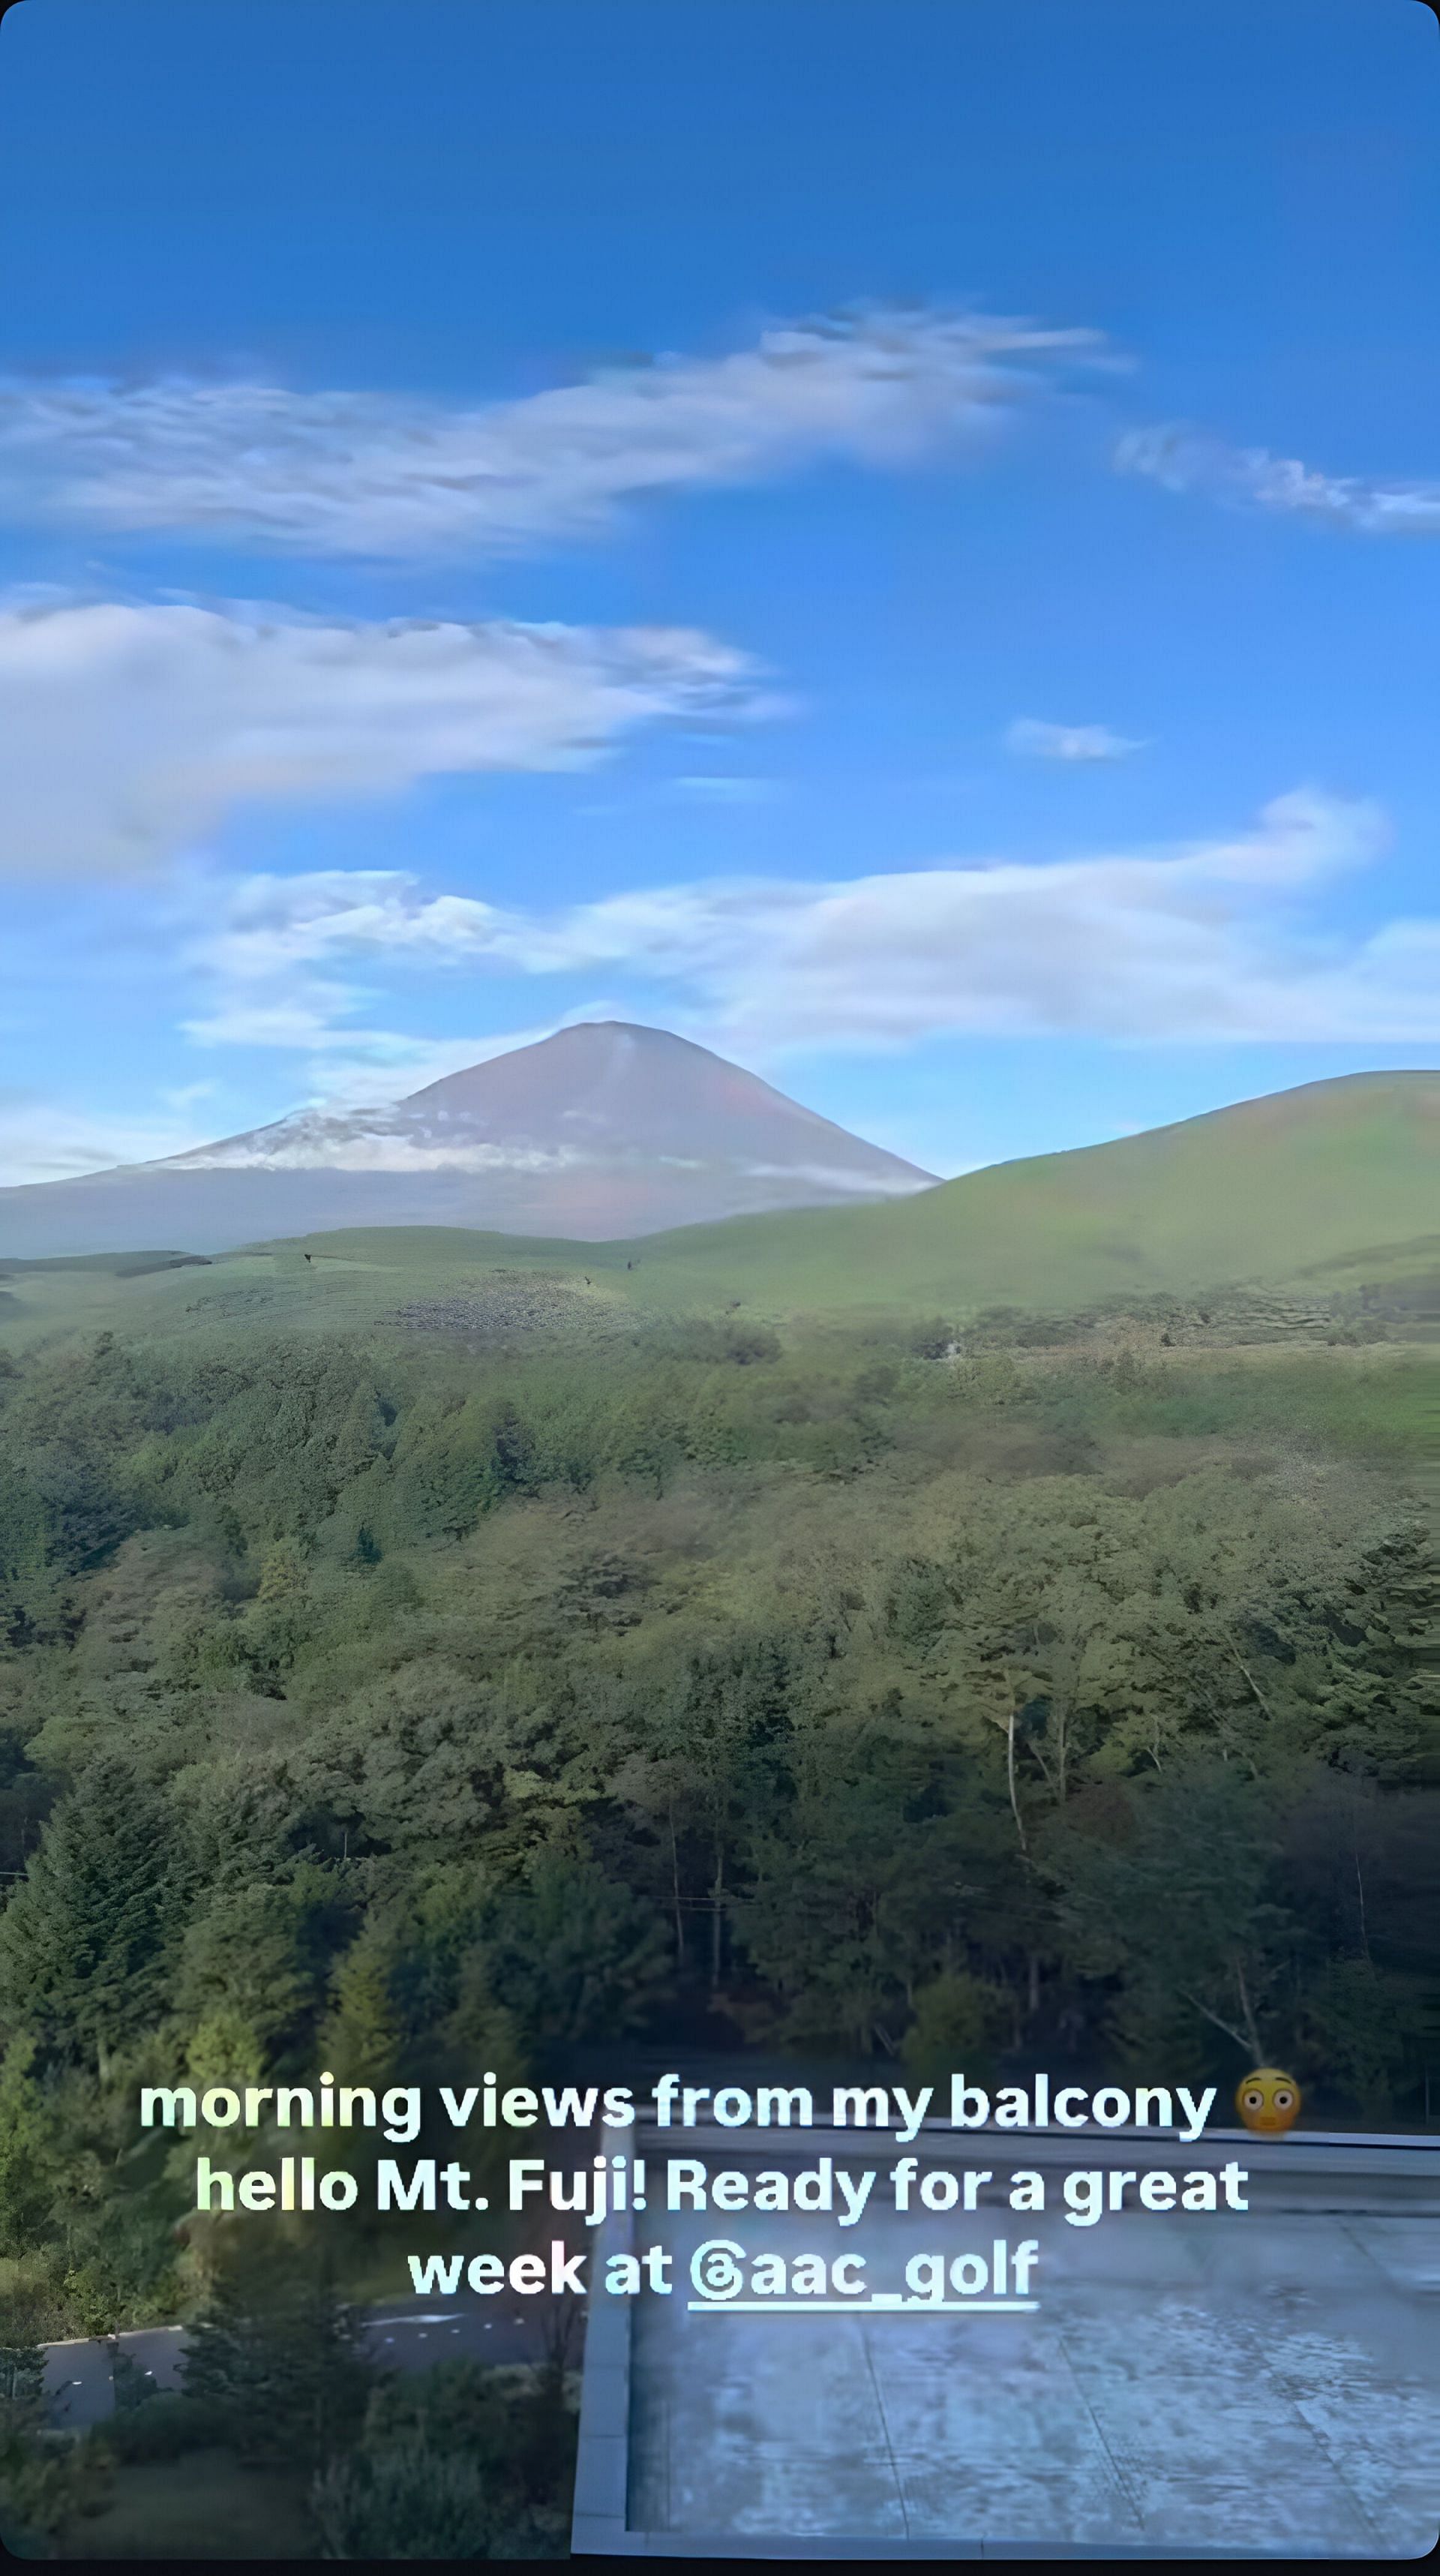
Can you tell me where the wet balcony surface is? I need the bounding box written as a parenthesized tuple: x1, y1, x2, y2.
(594, 2152, 1440, 2558)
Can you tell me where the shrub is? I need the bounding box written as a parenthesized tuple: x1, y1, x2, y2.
(310, 2442, 500, 2559)
(92, 2391, 225, 2463)
(902, 1971, 1010, 2085)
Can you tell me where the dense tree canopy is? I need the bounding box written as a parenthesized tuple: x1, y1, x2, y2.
(0, 1305, 1430, 2349)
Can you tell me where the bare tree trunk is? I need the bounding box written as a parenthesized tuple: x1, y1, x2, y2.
(1234, 1961, 1264, 2064)
(1223, 1629, 1275, 1721)
(999, 1669, 1030, 1854)
(1178, 1986, 1254, 2056)
(1004, 1701, 1028, 1854)
(669, 1794, 684, 1967)
(540, 2286, 584, 2383)
(710, 1842, 724, 1989)
(1354, 1846, 1371, 1963)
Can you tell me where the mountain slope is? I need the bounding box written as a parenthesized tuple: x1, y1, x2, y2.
(2, 1066, 1435, 1319)
(587, 1069, 1440, 1314)
(0, 1022, 936, 1257)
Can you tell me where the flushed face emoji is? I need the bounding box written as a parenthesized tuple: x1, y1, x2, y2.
(1236, 2068, 1301, 2133)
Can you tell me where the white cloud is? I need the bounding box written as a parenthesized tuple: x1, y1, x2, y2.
(454, 786, 1419, 1049)
(1115, 423, 1440, 534)
(1006, 717, 1145, 762)
(170, 788, 1440, 1116)
(0, 308, 1107, 557)
(176, 868, 615, 1087)
(10, 786, 1426, 1178)
(0, 1093, 219, 1186)
(0, 599, 767, 875)
(670, 775, 778, 803)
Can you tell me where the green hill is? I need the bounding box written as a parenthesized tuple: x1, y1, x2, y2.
(613, 1068, 1440, 1316)
(0, 1070, 1436, 1344)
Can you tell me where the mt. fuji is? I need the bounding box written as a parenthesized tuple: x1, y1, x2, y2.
(0, 1024, 938, 1256)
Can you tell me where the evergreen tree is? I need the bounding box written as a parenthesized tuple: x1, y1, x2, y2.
(483, 1854, 668, 2047)
(0, 2038, 59, 2256)
(182, 2243, 374, 2472)
(0, 1757, 178, 2079)
(184, 2006, 266, 2089)
(319, 1930, 401, 2082)
(0, 2313, 45, 2416)
(173, 1877, 326, 2061)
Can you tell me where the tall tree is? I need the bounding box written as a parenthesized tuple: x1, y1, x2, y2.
(0, 2039, 59, 2256)
(483, 1853, 668, 2048)
(0, 1756, 178, 2079)
(182, 2241, 374, 2472)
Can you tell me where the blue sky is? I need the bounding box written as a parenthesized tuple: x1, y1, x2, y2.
(1, 0, 1438, 1184)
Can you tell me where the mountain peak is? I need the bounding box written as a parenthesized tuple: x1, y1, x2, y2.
(0, 1022, 938, 1257)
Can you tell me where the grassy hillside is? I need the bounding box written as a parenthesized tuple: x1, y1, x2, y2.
(0, 1233, 634, 1354)
(0, 1071, 1436, 1350)
(605, 1068, 1440, 1316)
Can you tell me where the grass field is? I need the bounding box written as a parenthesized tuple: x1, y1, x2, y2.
(2, 1070, 1436, 1351)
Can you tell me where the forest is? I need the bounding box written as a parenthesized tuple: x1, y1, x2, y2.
(0, 1290, 1434, 2550)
